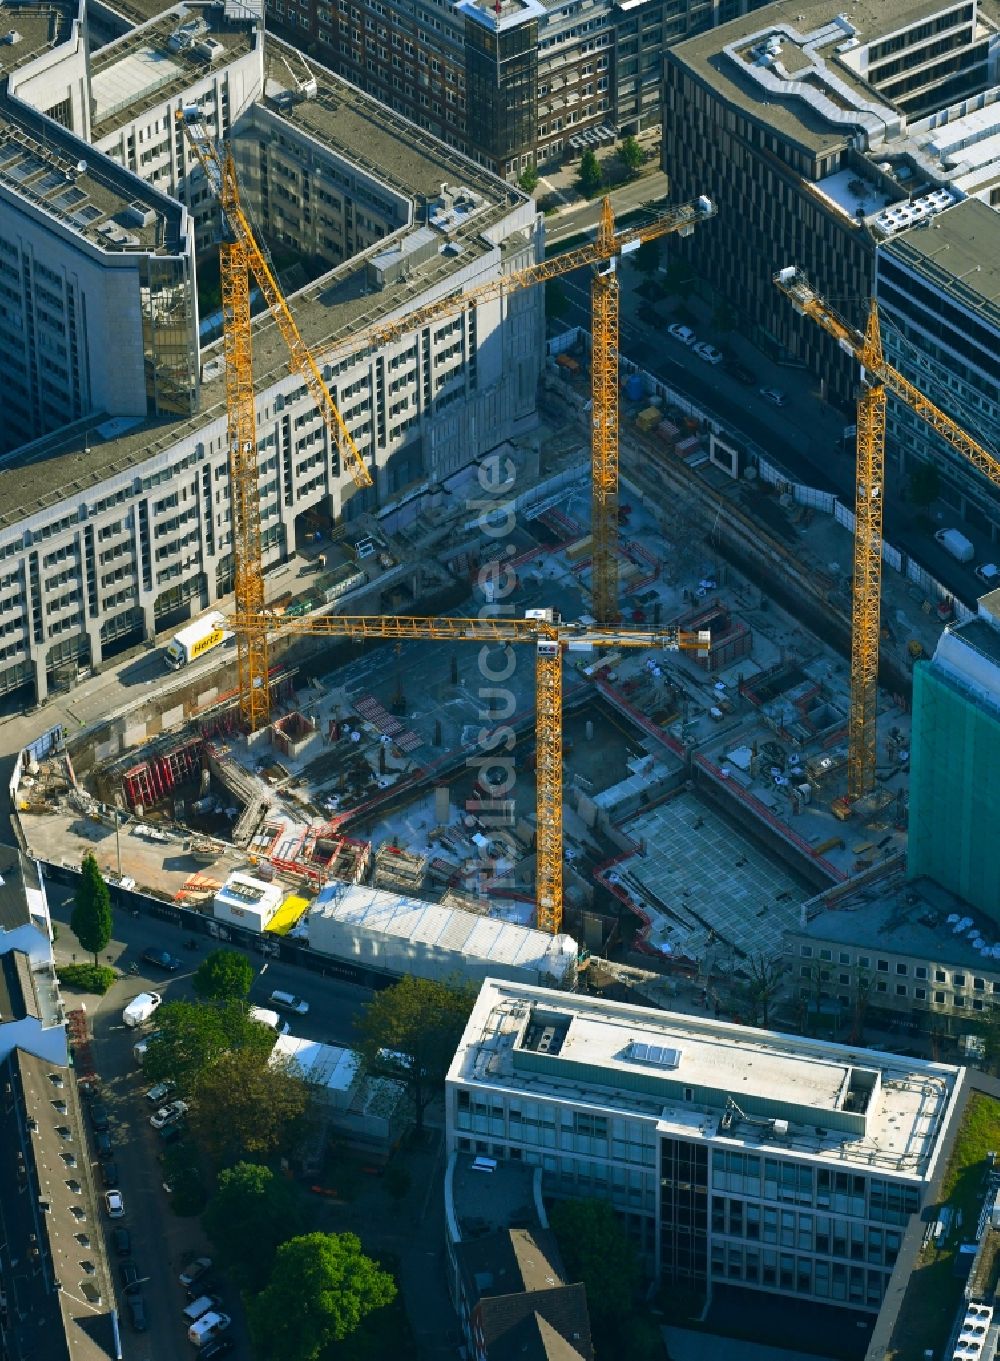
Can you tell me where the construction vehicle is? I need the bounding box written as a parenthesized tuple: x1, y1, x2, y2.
(237, 607, 710, 934)
(774, 267, 1000, 802)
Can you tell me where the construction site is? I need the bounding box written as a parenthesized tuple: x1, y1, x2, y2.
(15, 359, 952, 995)
(8, 4, 994, 1002)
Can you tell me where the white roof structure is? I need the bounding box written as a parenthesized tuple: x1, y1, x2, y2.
(271, 1034, 359, 1109)
(307, 882, 577, 987)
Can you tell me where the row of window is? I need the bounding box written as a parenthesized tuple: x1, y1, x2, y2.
(797, 943, 998, 992)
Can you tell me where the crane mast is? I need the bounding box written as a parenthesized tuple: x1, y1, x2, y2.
(775, 266, 1000, 799)
(591, 198, 620, 623)
(237, 609, 711, 933)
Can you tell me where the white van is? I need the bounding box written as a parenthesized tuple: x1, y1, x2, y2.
(188, 1312, 231, 1348)
(250, 1006, 290, 1035)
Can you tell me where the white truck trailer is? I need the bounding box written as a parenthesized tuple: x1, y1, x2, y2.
(164, 612, 229, 670)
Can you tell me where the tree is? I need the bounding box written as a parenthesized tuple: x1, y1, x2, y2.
(249, 1232, 396, 1361)
(354, 976, 475, 1136)
(634, 236, 661, 276)
(193, 949, 254, 1003)
(142, 998, 274, 1089)
(71, 854, 113, 966)
(202, 1162, 305, 1291)
(741, 952, 786, 1028)
(712, 299, 739, 334)
(619, 134, 643, 177)
(549, 1198, 639, 1336)
(579, 148, 602, 197)
(191, 1047, 313, 1164)
(518, 165, 540, 194)
(909, 460, 940, 507)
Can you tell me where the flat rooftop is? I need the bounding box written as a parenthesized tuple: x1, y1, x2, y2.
(90, 3, 257, 135)
(670, 0, 999, 155)
(881, 198, 1000, 332)
(0, 34, 525, 529)
(795, 863, 1000, 971)
(0, 87, 187, 256)
(452, 980, 963, 1177)
(0, 0, 79, 72)
(309, 882, 578, 982)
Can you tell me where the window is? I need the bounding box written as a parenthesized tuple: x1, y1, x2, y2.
(839, 973, 850, 985)
(895, 984, 907, 997)
(914, 987, 927, 1001)
(915, 966, 928, 980)
(820, 949, 832, 962)
(877, 960, 889, 973)
(684, 1087, 693, 1102)
(859, 956, 871, 969)
(935, 970, 946, 982)
(839, 952, 851, 965)
(955, 996, 966, 1008)
(974, 977, 986, 991)
(954, 974, 967, 988)
(935, 991, 946, 1005)
(800, 945, 813, 958)
(876, 981, 887, 993)
(895, 962, 908, 976)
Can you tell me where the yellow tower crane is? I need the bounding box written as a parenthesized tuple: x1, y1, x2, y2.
(178, 108, 374, 729)
(233, 608, 709, 933)
(774, 266, 1000, 801)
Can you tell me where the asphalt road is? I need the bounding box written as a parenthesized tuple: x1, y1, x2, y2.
(544, 170, 671, 244)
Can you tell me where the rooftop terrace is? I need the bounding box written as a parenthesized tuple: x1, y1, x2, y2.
(0, 0, 78, 74)
(90, 2, 257, 135)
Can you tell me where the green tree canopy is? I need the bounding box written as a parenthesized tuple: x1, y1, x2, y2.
(249, 1232, 396, 1361)
(202, 1161, 305, 1291)
(191, 1047, 313, 1165)
(71, 854, 113, 966)
(619, 134, 643, 176)
(549, 1198, 640, 1335)
(579, 148, 602, 197)
(518, 165, 540, 194)
(193, 948, 255, 1003)
(662, 257, 696, 300)
(354, 976, 475, 1135)
(142, 998, 273, 1088)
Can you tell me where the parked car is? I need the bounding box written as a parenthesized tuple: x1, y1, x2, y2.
(93, 1130, 113, 1160)
(186, 1279, 219, 1303)
(200, 1338, 236, 1361)
(268, 990, 309, 1016)
(758, 386, 788, 407)
(179, 1257, 213, 1289)
(150, 1099, 189, 1130)
(144, 1080, 176, 1105)
(119, 1263, 143, 1295)
(105, 1190, 125, 1219)
(101, 1161, 120, 1189)
(723, 359, 756, 385)
(184, 1294, 225, 1324)
(127, 1295, 148, 1332)
(142, 947, 180, 972)
(693, 341, 723, 365)
(667, 323, 697, 345)
(89, 1104, 110, 1133)
(158, 1121, 185, 1145)
(112, 1228, 131, 1258)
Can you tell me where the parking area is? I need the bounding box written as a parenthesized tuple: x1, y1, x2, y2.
(74, 961, 245, 1360)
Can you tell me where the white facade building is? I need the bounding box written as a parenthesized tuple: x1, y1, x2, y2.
(0, 1, 544, 703)
(212, 871, 284, 932)
(446, 980, 964, 1312)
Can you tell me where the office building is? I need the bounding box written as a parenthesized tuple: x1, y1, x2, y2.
(663, 0, 1000, 405)
(876, 199, 1000, 541)
(909, 591, 1000, 922)
(785, 860, 1000, 1036)
(446, 979, 963, 1312)
(269, 0, 770, 177)
(0, 3, 544, 704)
